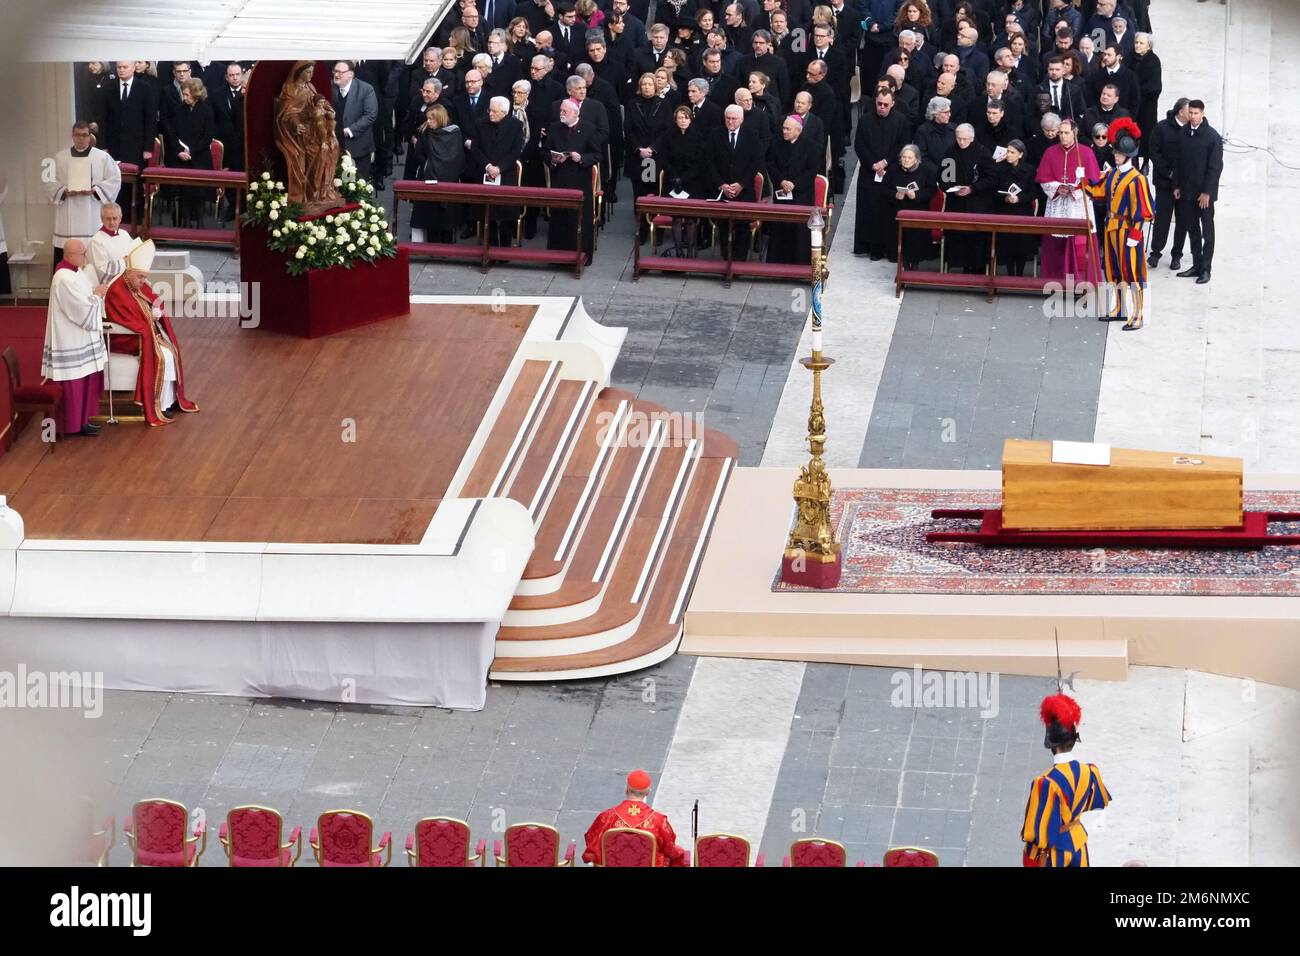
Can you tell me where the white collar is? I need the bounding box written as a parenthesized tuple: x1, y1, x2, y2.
(338, 83, 352, 97)
(1116, 160, 1132, 172)
(1052, 751, 1079, 765)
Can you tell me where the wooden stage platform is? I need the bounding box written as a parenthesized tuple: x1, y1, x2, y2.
(0, 303, 533, 544)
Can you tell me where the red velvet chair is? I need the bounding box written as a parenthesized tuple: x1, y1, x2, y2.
(882, 846, 940, 867)
(695, 832, 764, 867)
(748, 171, 768, 257)
(493, 823, 575, 867)
(3, 346, 62, 450)
(813, 173, 832, 231)
(310, 810, 392, 867)
(781, 837, 865, 867)
(87, 815, 115, 867)
(219, 805, 302, 867)
(123, 799, 206, 866)
(596, 827, 657, 867)
(405, 817, 486, 867)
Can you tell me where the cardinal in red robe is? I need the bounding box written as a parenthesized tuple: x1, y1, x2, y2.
(583, 770, 690, 867)
(103, 269, 198, 425)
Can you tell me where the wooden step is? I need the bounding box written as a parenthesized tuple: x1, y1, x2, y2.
(498, 441, 689, 635)
(519, 388, 635, 580)
(503, 378, 595, 518)
(459, 359, 559, 499)
(490, 450, 735, 675)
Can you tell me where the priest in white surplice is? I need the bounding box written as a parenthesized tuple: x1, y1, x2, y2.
(87, 203, 134, 284)
(43, 239, 109, 437)
(47, 122, 121, 272)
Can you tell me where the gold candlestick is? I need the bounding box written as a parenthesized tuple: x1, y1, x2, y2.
(783, 208, 841, 585)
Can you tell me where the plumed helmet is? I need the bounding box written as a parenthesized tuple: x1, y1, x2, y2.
(1107, 116, 1142, 158)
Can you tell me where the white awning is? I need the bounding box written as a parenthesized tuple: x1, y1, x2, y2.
(25, 0, 456, 64)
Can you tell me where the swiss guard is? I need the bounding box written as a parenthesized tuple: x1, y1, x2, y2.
(1084, 116, 1155, 331)
(582, 770, 690, 867)
(1021, 693, 1112, 867)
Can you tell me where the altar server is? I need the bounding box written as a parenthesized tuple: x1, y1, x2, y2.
(42, 239, 108, 437)
(87, 203, 135, 284)
(47, 123, 122, 272)
(582, 770, 689, 866)
(1021, 693, 1111, 868)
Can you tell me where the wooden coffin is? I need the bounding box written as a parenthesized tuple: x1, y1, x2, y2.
(1001, 439, 1244, 531)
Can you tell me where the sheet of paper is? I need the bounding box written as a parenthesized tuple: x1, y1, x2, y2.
(946, 185, 963, 193)
(483, 174, 501, 186)
(668, 189, 689, 199)
(993, 146, 1008, 161)
(873, 171, 884, 182)
(775, 189, 793, 200)
(67, 157, 92, 193)
(1051, 440, 1111, 466)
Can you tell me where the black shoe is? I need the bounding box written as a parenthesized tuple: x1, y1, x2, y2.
(869, 252, 883, 261)
(73, 426, 100, 437)
(1169, 256, 1182, 271)
(1196, 271, 1211, 284)
(83, 422, 102, 433)
(1176, 266, 1200, 278)
(1147, 251, 1161, 267)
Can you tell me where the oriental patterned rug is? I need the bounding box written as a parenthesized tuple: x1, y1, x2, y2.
(770, 488, 1300, 596)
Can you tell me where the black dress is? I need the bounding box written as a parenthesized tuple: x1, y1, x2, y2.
(938, 141, 996, 273)
(655, 123, 705, 197)
(992, 159, 1038, 274)
(412, 125, 466, 241)
(546, 120, 601, 262)
(887, 161, 937, 269)
(171, 100, 214, 226)
(624, 95, 671, 200)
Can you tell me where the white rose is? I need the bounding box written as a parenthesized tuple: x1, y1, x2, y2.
(307, 236, 317, 246)
(269, 210, 279, 221)
(333, 177, 343, 187)
(325, 215, 335, 224)
(256, 201, 264, 209)
(270, 200, 279, 209)
(261, 171, 271, 181)
(275, 181, 284, 190)
(295, 247, 306, 259)
(384, 232, 393, 241)
(347, 243, 356, 253)
(272, 229, 281, 238)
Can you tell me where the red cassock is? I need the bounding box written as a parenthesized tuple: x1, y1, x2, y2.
(104, 278, 198, 426)
(582, 800, 689, 867)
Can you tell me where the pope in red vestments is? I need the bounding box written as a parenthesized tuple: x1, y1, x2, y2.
(583, 770, 690, 867)
(104, 269, 198, 425)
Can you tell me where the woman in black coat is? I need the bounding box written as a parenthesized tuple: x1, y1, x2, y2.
(887, 145, 937, 269)
(171, 78, 214, 228)
(412, 105, 465, 243)
(546, 100, 601, 263)
(939, 124, 997, 273)
(1131, 33, 1162, 165)
(766, 114, 822, 266)
(624, 73, 672, 241)
(655, 105, 706, 252)
(991, 138, 1038, 276)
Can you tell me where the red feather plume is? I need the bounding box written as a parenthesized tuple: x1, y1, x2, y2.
(1107, 116, 1142, 144)
(1040, 693, 1082, 729)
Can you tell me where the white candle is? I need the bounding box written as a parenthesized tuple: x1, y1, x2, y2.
(810, 228, 823, 250)
(812, 329, 822, 352)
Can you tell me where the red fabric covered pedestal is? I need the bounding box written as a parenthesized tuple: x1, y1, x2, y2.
(780, 549, 843, 589)
(239, 223, 410, 338)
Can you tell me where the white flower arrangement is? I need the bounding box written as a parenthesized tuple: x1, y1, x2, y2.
(242, 158, 398, 276)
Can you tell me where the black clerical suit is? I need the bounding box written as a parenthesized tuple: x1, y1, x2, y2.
(546, 119, 602, 262)
(852, 104, 912, 257)
(766, 131, 821, 264)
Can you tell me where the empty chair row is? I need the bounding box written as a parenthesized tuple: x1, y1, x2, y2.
(99, 800, 939, 868)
